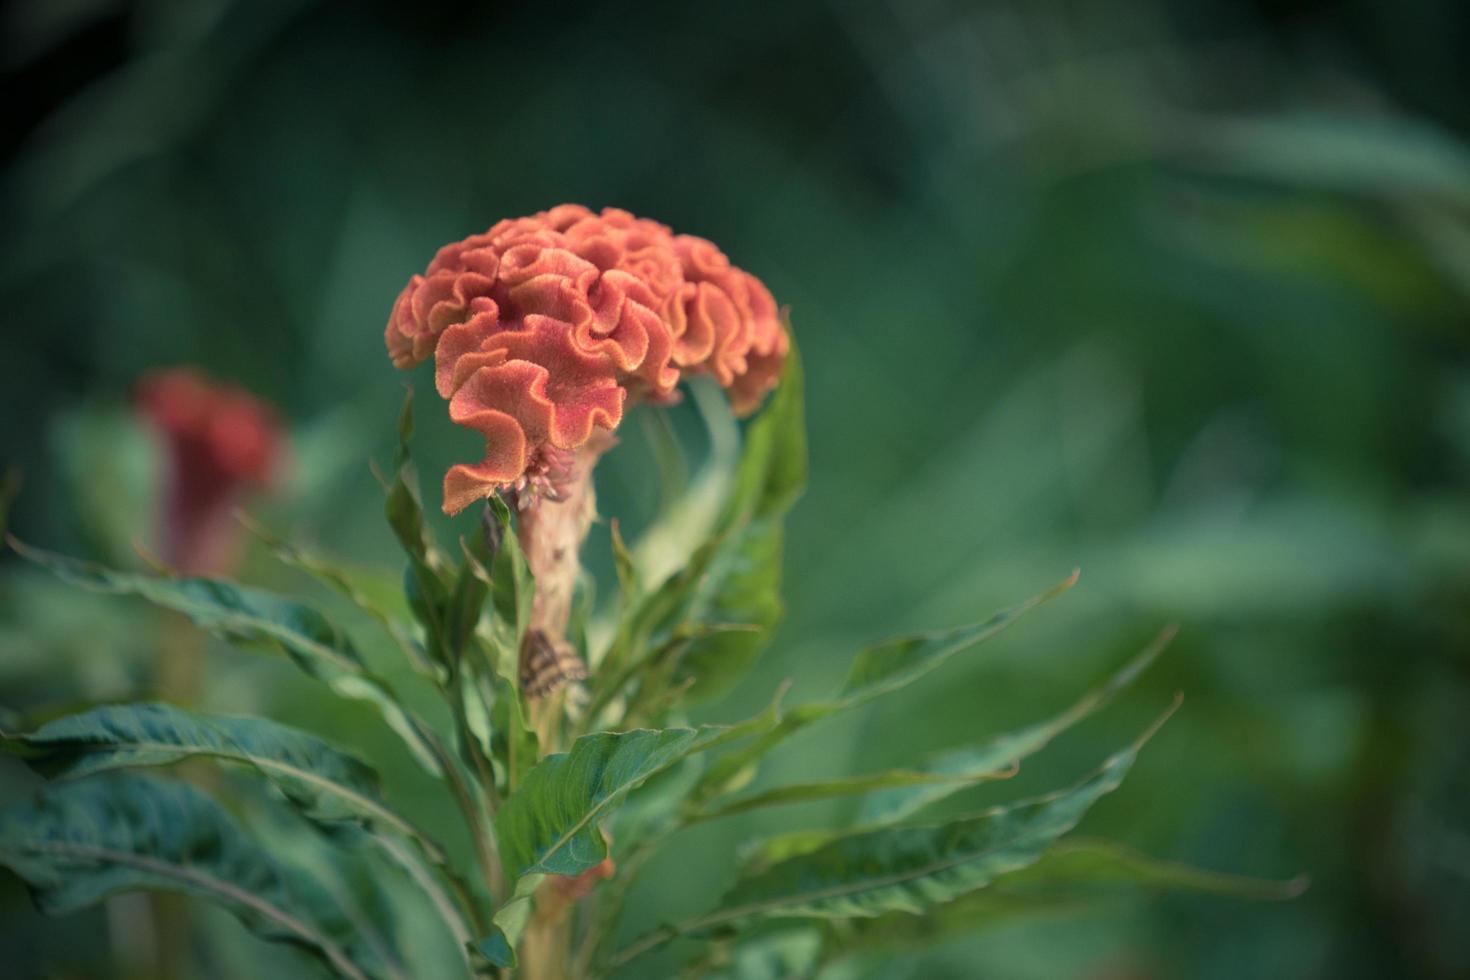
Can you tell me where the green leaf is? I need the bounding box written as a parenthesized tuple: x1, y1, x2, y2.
(384, 389, 455, 665)
(49, 406, 157, 566)
(462, 500, 538, 790)
(610, 518, 638, 609)
(240, 513, 440, 682)
(1201, 112, 1470, 206)
(470, 874, 541, 968)
(3, 702, 441, 862)
(697, 929, 824, 980)
(8, 538, 444, 777)
(0, 772, 381, 980)
(485, 495, 533, 649)
(674, 335, 807, 703)
(719, 734, 1147, 919)
(498, 727, 747, 882)
(841, 571, 1079, 697)
(823, 837, 1307, 957)
(10, 537, 361, 672)
(445, 555, 490, 665)
(641, 405, 692, 511)
(688, 570, 1079, 809)
(690, 765, 1016, 824)
(384, 389, 441, 568)
(981, 836, 1309, 899)
(593, 340, 807, 716)
(729, 629, 1176, 867)
(609, 702, 1177, 971)
(482, 702, 785, 964)
(672, 518, 785, 705)
(853, 626, 1175, 826)
(722, 327, 808, 525)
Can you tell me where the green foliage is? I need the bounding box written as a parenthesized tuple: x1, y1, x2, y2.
(607, 704, 1178, 970)
(0, 364, 1300, 978)
(673, 334, 807, 703)
(0, 773, 387, 980)
(591, 345, 806, 718)
(3, 702, 434, 857)
(818, 837, 1308, 958)
(7, 537, 444, 777)
(685, 569, 1078, 813)
(711, 715, 1168, 924)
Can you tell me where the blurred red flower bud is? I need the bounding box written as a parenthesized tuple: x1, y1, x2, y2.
(135, 368, 284, 574)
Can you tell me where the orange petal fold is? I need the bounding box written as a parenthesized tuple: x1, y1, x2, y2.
(385, 205, 789, 511)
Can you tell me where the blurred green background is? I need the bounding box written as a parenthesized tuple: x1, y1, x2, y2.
(3, 0, 1469, 977)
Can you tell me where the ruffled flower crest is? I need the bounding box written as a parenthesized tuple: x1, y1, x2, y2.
(385, 205, 788, 513)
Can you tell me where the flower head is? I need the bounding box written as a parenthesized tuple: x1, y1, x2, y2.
(385, 205, 788, 514)
(136, 367, 283, 572)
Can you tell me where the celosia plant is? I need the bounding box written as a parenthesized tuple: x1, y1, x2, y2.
(0, 208, 1302, 979)
(136, 366, 283, 574)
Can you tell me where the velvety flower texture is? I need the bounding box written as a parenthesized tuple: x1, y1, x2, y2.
(385, 204, 788, 514)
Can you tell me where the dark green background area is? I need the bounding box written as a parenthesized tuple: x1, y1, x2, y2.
(2, 0, 1468, 977)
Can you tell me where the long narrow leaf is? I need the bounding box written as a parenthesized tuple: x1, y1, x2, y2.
(687, 570, 1080, 809)
(707, 625, 1169, 831)
(239, 512, 440, 683)
(4, 702, 441, 862)
(853, 626, 1176, 826)
(690, 765, 1016, 825)
(823, 836, 1307, 956)
(609, 700, 1177, 970)
(7, 538, 443, 776)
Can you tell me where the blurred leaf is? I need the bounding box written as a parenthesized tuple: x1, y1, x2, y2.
(697, 929, 823, 980)
(8, 537, 444, 776)
(823, 837, 1307, 957)
(1199, 112, 1470, 206)
(10, 537, 364, 671)
(595, 342, 807, 714)
(675, 335, 807, 703)
(241, 512, 440, 682)
(611, 705, 1176, 969)
(625, 380, 742, 593)
(3, 701, 442, 862)
(691, 765, 1015, 825)
(853, 626, 1175, 826)
(49, 406, 158, 567)
(840, 571, 1079, 696)
(688, 570, 1080, 809)
(0, 772, 384, 980)
(984, 836, 1308, 899)
(641, 404, 692, 511)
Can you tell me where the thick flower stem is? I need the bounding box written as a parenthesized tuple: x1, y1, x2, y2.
(518, 438, 607, 645)
(516, 435, 609, 752)
(513, 436, 610, 980)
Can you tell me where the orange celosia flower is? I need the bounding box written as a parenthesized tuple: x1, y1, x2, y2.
(136, 368, 283, 573)
(385, 205, 788, 514)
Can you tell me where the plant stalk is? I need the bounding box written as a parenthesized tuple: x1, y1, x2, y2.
(514, 435, 611, 980)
